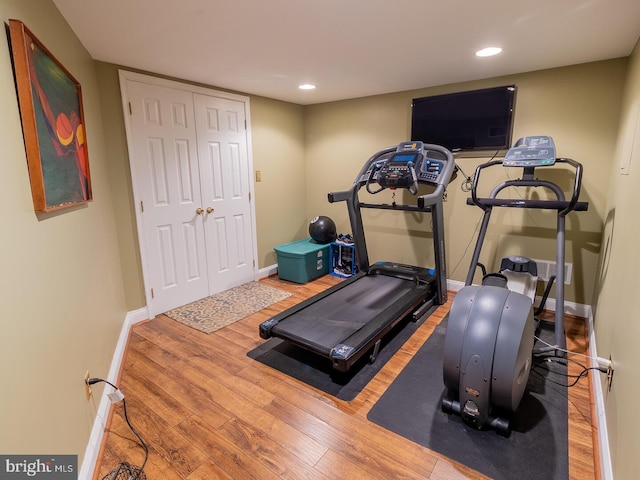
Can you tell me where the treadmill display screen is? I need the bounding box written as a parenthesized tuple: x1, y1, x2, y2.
(391, 153, 419, 165)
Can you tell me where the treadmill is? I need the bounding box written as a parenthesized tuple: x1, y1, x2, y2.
(259, 141, 456, 372)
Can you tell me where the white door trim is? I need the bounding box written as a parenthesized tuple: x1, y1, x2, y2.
(118, 70, 258, 316)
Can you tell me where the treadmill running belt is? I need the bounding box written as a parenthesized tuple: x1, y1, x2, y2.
(270, 274, 425, 355)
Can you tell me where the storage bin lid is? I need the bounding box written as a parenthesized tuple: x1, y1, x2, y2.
(274, 237, 329, 255)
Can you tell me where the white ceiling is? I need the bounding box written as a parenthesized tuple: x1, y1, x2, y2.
(52, 0, 640, 105)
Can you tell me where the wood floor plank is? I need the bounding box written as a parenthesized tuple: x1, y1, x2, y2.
(122, 350, 234, 430)
(263, 396, 438, 479)
(185, 461, 234, 480)
(175, 415, 284, 480)
(216, 416, 330, 478)
(97, 402, 205, 479)
(155, 355, 331, 470)
(313, 448, 394, 480)
(121, 400, 209, 478)
(94, 275, 598, 480)
(123, 366, 193, 427)
(430, 459, 490, 480)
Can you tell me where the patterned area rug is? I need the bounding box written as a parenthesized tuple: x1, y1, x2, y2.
(164, 282, 292, 334)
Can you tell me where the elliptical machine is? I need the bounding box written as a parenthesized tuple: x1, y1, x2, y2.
(441, 136, 588, 435)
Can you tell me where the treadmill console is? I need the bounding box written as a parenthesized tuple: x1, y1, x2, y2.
(377, 152, 419, 189)
(361, 141, 449, 189)
(419, 156, 444, 182)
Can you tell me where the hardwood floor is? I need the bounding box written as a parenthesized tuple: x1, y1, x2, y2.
(93, 275, 598, 479)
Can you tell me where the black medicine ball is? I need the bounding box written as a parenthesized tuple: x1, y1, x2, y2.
(309, 216, 337, 244)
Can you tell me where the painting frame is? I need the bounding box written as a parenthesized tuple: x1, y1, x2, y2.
(8, 19, 92, 212)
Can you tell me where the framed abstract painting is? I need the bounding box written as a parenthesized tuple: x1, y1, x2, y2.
(8, 19, 92, 212)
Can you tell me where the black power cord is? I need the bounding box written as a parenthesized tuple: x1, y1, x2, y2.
(454, 149, 501, 193)
(455, 162, 474, 192)
(87, 378, 148, 480)
(531, 355, 605, 388)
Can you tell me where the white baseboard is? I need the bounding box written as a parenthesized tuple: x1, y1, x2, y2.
(126, 306, 150, 324)
(78, 307, 149, 480)
(446, 279, 591, 317)
(258, 264, 278, 279)
(587, 311, 613, 480)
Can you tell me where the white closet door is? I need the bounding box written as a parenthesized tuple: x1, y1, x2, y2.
(121, 72, 257, 316)
(126, 80, 209, 314)
(194, 93, 255, 293)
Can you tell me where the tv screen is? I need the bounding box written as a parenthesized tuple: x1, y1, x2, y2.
(411, 85, 516, 153)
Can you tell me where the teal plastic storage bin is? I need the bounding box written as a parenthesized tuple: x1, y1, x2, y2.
(275, 238, 330, 283)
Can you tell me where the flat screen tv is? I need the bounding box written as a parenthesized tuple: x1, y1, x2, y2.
(411, 85, 516, 153)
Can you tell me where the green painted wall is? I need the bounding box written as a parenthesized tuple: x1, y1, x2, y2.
(304, 60, 627, 306)
(1, 1, 638, 478)
(0, 0, 127, 463)
(592, 39, 640, 480)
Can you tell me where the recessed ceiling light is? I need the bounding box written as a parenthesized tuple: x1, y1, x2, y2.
(298, 84, 316, 90)
(475, 47, 503, 57)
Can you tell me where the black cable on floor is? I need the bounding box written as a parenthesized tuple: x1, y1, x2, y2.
(87, 378, 148, 480)
(531, 355, 603, 388)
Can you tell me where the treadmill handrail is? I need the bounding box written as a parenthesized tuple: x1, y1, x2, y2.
(327, 189, 351, 203)
(359, 202, 433, 212)
(353, 146, 397, 186)
(330, 143, 455, 209)
(418, 184, 446, 209)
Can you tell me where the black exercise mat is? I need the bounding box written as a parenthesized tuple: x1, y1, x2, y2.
(367, 320, 569, 480)
(247, 307, 435, 401)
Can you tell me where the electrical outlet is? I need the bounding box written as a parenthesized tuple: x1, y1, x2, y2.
(84, 371, 92, 401)
(607, 356, 614, 392)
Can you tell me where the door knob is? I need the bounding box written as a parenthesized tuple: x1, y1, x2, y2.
(195, 207, 204, 215)
(206, 207, 214, 214)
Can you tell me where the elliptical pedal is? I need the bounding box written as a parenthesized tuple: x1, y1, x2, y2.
(440, 396, 512, 437)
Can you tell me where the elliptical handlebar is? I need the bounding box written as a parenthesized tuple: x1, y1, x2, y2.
(555, 157, 584, 216)
(469, 159, 502, 211)
(469, 156, 587, 216)
(463, 137, 588, 353)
